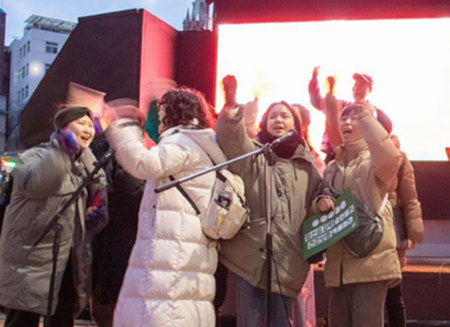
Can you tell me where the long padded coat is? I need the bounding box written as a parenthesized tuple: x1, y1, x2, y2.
(105, 120, 227, 327)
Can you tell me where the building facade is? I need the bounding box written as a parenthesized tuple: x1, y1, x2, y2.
(7, 15, 76, 150)
(0, 9, 7, 152)
(183, 0, 211, 31)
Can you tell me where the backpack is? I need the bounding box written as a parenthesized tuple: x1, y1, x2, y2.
(169, 140, 250, 240)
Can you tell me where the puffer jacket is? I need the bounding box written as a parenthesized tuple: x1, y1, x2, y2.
(216, 105, 323, 298)
(105, 120, 228, 327)
(389, 150, 424, 244)
(0, 136, 107, 315)
(321, 110, 402, 287)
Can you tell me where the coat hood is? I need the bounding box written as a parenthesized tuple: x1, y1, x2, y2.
(160, 126, 228, 165)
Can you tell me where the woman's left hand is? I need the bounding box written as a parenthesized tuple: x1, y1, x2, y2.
(317, 197, 335, 212)
(57, 128, 80, 155)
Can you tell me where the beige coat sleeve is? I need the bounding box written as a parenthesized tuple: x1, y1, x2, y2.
(325, 93, 342, 150)
(216, 104, 256, 176)
(359, 109, 402, 190)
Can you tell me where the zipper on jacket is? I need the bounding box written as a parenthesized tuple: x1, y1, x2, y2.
(293, 161, 298, 181)
(342, 146, 348, 190)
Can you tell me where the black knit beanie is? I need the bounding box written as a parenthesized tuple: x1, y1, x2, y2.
(53, 106, 94, 130)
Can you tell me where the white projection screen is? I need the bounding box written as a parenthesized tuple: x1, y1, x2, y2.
(215, 18, 450, 161)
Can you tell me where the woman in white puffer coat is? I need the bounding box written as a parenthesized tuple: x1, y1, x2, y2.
(105, 90, 227, 327)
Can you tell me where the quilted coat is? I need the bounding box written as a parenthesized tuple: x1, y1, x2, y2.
(105, 119, 227, 327)
(321, 109, 402, 287)
(0, 136, 107, 315)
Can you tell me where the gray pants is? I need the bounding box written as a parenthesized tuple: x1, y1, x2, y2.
(329, 281, 388, 327)
(236, 275, 294, 327)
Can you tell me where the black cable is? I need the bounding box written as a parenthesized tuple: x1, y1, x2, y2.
(272, 253, 293, 326)
(264, 158, 293, 327)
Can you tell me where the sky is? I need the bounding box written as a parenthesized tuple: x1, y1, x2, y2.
(2, 0, 194, 45)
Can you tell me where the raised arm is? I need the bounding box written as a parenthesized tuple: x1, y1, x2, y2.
(217, 104, 256, 176)
(325, 91, 343, 150)
(358, 106, 401, 188)
(216, 75, 256, 176)
(105, 119, 189, 181)
(308, 66, 325, 111)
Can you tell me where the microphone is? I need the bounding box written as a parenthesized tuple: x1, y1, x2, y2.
(270, 129, 297, 149)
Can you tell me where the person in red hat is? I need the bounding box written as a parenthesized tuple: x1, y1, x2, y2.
(352, 73, 373, 102)
(308, 68, 393, 162)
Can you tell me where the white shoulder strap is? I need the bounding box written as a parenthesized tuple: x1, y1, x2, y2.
(377, 193, 389, 217)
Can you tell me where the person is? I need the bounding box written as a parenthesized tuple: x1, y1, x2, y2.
(0, 170, 12, 234)
(104, 89, 226, 327)
(308, 67, 392, 161)
(293, 103, 326, 177)
(385, 134, 424, 327)
(0, 106, 108, 327)
(316, 102, 402, 327)
(291, 104, 325, 327)
(89, 126, 145, 327)
(216, 75, 324, 327)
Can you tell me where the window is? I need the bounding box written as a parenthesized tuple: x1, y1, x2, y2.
(17, 91, 20, 102)
(19, 47, 22, 58)
(25, 85, 29, 98)
(45, 41, 58, 54)
(27, 41, 30, 53)
(20, 88, 24, 102)
(26, 63, 29, 76)
(45, 63, 51, 72)
(21, 66, 25, 79)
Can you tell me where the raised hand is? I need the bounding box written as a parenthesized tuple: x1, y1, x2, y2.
(327, 76, 336, 95)
(222, 75, 237, 106)
(312, 66, 320, 77)
(57, 128, 81, 156)
(108, 101, 145, 127)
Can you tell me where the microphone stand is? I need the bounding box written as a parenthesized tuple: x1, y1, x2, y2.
(155, 130, 295, 327)
(31, 149, 114, 327)
(262, 144, 275, 327)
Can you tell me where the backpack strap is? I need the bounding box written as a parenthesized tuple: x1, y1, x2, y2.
(376, 193, 389, 218)
(329, 162, 389, 219)
(169, 175, 201, 215)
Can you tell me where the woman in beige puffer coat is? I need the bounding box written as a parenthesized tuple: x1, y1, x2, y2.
(316, 102, 402, 327)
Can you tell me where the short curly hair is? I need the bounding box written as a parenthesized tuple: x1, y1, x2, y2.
(159, 88, 215, 130)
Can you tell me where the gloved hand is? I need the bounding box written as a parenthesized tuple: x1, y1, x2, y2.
(57, 128, 80, 156)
